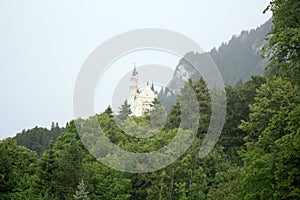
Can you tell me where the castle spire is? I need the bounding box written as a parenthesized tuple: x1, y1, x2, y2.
(132, 63, 138, 76)
(151, 81, 154, 91)
(130, 64, 138, 96)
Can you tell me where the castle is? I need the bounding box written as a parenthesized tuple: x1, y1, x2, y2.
(128, 66, 157, 116)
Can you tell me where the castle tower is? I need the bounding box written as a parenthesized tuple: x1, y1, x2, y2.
(130, 64, 138, 96)
(128, 65, 158, 116)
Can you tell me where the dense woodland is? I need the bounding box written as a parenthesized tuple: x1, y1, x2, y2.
(1, 0, 299, 199)
(13, 123, 66, 156)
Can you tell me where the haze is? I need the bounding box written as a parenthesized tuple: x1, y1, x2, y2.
(0, 0, 271, 139)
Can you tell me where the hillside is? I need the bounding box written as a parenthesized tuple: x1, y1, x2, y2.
(13, 122, 66, 156)
(168, 19, 272, 89)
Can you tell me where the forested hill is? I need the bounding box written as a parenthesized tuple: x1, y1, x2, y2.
(13, 122, 66, 156)
(1, 0, 300, 198)
(210, 19, 272, 84)
(169, 19, 272, 87)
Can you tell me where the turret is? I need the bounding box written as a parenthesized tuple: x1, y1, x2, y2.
(151, 82, 155, 91)
(130, 64, 138, 95)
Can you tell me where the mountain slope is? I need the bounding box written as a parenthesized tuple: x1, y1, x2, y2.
(169, 19, 272, 88)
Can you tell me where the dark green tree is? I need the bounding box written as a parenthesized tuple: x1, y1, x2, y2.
(219, 75, 266, 162)
(192, 77, 211, 137)
(36, 132, 85, 199)
(14, 125, 65, 156)
(263, 0, 300, 86)
(239, 77, 299, 142)
(104, 106, 113, 117)
(0, 138, 38, 199)
(239, 78, 299, 200)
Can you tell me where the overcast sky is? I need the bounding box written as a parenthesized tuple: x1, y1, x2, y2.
(0, 0, 271, 139)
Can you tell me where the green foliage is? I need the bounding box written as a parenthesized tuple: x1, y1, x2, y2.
(239, 77, 299, 142)
(73, 180, 90, 200)
(219, 75, 266, 160)
(1, 5, 299, 198)
(165, 101, 181, 130)
(207, 166, 243, 200)
(13, 123, 65, 156)
(165, 77, 210, 136)
(239, 104, 300, 200)
(1, 75, 299, 199)
(192, 77, 211, 136)
(104, 106, 113, 117)
(168, 20, 271, 88)
(117, 100, 132, 120)
(210, 20, 271, 85)
(263, 0, 300, 86)
(145, 98, 167, 130)
(0, 138, 38, 200)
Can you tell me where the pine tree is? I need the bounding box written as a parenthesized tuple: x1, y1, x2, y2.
(147, 98, 166, 129)
(73, 180, 89, 200)
(117, 100, 132, 120)
(104, 106, 113, 117)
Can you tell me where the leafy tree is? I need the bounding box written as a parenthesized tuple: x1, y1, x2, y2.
(239, 78, 299, 199)
(166, 77, 210, 134)
(207, 166, 243, 200)
(272, 108, 300, 199)
(239, 77, 299, 142)
(239, 106, 300, 200)
(263, 0, 300, 86)
(0, 138, 38, 199)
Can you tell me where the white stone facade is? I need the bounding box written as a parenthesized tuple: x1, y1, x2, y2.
(128, 67, 157, 116)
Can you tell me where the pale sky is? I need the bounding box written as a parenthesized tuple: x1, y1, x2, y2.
(0, 0, 272, 139)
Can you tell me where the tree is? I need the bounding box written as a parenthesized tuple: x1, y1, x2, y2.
(239, 78, 299, 199)
(239, 77, 299, 142)
(219, 75, 266, 162)
(263, 0, 300, 86)
(147, 98, 166, 129)
(165, 101, 181, 130)
(166, 77, 208, 133)
(74, 180, 90, 200)
(117, 100, 131, 120)
(192, 77, 211, 137)
(104, 106, 113, 117)
(239, 105, 300, 200)
(36, 132, 85, 199)
(14, 125, 65, 156)
(0, 138, 38, 199)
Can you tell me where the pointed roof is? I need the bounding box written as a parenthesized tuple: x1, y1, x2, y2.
(132, 64, 138, 76)
(151, 82, 155, 91)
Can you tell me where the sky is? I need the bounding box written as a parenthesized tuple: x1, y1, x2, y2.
(0, 0, 272, 139)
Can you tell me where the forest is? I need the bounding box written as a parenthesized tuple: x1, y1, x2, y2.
(0, 0, 299, 199)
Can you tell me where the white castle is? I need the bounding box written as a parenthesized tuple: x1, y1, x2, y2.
(128, 66, 157, 116)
